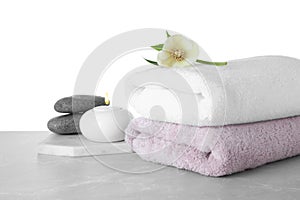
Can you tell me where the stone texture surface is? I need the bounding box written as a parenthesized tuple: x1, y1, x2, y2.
(54, 95, 107, 113)
(47, 114, 82, 134)
(1, 132, 300, 199)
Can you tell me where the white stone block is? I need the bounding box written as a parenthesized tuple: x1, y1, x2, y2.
(37, 134, 133, 157)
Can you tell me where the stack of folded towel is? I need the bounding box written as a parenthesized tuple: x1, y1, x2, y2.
(124, 56, 300, 176)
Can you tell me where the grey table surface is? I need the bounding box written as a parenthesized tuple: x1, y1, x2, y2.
(0, 132, 300, 200)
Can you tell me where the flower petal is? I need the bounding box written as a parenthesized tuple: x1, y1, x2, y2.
(158, 34, 200, 67)
(184, 46, 199, 62)
(157, 51, 176, 67)
(172, 60, 191, 67)
(163, 35, 184, 51)
(177, 38, 199, 61)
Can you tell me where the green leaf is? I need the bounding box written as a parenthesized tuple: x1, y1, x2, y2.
(166, 30, 171, 38)
(144, 58, 158, 66)
(196, 59, 227, 66)
(151, 44, 164, 51)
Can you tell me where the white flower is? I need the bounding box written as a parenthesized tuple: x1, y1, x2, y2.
(157, 34, 199, 67)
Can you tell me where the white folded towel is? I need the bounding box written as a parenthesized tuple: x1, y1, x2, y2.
(126, 56, 300, 126)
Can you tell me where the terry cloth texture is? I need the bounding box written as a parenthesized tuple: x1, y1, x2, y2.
(125, 117, 300, 177)
(127, 56, 300, 126)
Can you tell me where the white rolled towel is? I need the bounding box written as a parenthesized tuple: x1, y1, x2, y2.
(126, 56, 300, 126)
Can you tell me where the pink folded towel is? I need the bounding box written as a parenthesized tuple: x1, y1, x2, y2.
(125, 117, 300, 176)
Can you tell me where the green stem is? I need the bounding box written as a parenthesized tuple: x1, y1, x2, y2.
(196, 59, 227, 66)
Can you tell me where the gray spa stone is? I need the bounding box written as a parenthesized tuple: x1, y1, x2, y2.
(54, 95, 107, 113)
(47, 114, 83, 134)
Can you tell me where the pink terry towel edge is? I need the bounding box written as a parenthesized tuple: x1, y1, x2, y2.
(125, 117, 300, 177)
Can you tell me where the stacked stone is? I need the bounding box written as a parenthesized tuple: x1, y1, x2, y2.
(47, 95, 108, 134)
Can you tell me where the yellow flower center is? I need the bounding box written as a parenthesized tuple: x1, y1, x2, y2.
(170, 49, 185, 61)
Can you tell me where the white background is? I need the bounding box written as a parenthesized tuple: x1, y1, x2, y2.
(0, 0, 299, 131)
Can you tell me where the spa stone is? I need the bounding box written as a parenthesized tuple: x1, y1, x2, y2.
(54, 95, 107, 113)
(47, 113, 83, 134)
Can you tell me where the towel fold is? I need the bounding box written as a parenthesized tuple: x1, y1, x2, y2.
(125, 116, 300, 176)
(127, 56, 300, 126)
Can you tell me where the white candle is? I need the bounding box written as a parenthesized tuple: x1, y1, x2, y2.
(80, 106, 132, 143)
